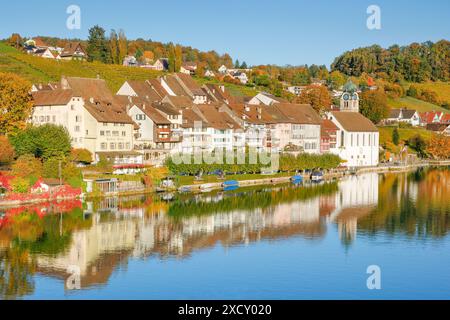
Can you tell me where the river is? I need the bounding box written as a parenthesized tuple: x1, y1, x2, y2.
(0, 167, 449, 300)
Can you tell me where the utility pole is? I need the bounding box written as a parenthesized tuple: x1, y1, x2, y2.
(59, 160, 62, 186)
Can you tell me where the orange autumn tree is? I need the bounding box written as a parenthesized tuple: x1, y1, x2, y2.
(0, 136, 15, 164)
(427, 134, 450, 160)
(0, 72, 33, 135)
(294, 84, 332, 114)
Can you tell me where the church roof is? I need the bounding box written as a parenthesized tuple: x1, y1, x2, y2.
(343, 80, 358, 93)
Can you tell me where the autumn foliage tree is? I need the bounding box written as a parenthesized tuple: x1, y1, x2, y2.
(70, 148, 93, 164)
(359, 90, 389, 124)
(295, 85, 332, 114)
(0, 73, 33, 135)
(0, 136, 15, 165)
(427, 134, 450, 159)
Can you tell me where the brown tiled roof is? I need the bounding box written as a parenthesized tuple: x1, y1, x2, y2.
(84, 100, 134, 124)
(175, 73, 202, 92)
(60, 42, 86, 57)
(126, 80, 162, 102)
(426, 123, 448, 132)
(32, 89, 74, 106)
(33, 38, 48, 48)
(65, 77, 114, 103)
(322, 119, 339, 131)
(146, 79, 168, 98)
(114, 95, 169, 124)
(330, 112, 378, 132)
(164, 95, 194, 109)
(195, 104, 242, 130)
(275, 103, 322, 125)
(152, 102, 180, 116)
(181, 108, 209, 128)
(162, 75, 188, 96)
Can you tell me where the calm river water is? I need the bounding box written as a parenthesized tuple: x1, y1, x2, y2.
(0, 167, 449, 300)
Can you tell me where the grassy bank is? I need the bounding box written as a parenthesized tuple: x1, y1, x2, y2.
(379, 126, 434, 153)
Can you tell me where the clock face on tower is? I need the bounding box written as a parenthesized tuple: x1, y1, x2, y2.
(352, 93, 358, 100)
(343, 93, 350, 101)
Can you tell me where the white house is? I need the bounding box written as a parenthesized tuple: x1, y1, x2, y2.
(34, 48, 59, 59)
(385, 108, 420, 126)
(329, 112, 379, 167)
(218, 65, 228, 74)
(327, 82, 379, 167)
(31, 77, 140, 164)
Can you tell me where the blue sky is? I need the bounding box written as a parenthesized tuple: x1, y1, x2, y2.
(1, 0, 449, 67)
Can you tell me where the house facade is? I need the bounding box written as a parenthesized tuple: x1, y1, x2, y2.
(31, 77, 139, 164)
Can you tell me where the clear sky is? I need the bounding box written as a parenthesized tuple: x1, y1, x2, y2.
(1, 0, 449, 67)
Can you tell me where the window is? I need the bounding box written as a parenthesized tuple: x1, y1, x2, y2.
(71, 105, 75, 110)
(106, 131, 111, 137)
(75, 126, 80, 132)
(136, 114, 146, 121)
(341, 131, 344, 147)
(75, 115, 82, 122)
(110, 143, 116, 150)
(126, 143, 130, 149)
(113, 131, 119, 137)
(118, 143, 124, 150)
(101, 143, 107, 150)
(114, 123, 118, 127)
(86, 130, 89, 135)
(122, 131, 126, 137)
(100, 131, 105, 136)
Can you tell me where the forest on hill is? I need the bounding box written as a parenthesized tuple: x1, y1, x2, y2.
(331, 41, 449, 83)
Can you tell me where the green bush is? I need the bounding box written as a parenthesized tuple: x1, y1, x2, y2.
(166, 151, 343, 175)
(11, 177, 30, 193)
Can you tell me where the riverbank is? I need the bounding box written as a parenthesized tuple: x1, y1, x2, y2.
(1, 160, 449, 208)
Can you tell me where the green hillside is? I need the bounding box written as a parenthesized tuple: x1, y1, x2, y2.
(0, 42, 162, 92)
(388, 96, 448, 113)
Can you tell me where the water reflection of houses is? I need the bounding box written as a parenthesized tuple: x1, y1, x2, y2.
(326, 173, 379, 242)
(35, 187, 329, 289)
(35, 176, 379, 289)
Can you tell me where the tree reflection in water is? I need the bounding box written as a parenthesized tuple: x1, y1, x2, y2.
(0, 167, 449, 299)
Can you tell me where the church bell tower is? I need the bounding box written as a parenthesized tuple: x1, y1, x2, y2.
(340, 80, 359, 112)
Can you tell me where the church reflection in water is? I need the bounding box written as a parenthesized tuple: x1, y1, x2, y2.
(30, 174, 379, 290)
(1, 168, 448, 295)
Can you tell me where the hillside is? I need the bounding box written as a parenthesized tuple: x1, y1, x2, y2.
(0, 42, 162, 92)
(379, 126, 434, 154)
(388, 97, 448, 113)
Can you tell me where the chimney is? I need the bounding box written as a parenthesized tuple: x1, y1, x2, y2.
(143, 103, 146, 110)
(128, 96, 133, 103)
(89, 97, 94, 104)
(61, 76, 69, 90)
(219, 85, 225, 93)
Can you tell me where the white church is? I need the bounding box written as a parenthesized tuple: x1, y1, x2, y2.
(327, 81, 380, 167)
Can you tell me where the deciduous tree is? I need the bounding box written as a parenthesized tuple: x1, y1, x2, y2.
(427, 134, 450, 159)
(0, 73, 33, 135)
(295, 85, 332, 114)
(0, 136, 15, 164)
(359, 90, 389, 124)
